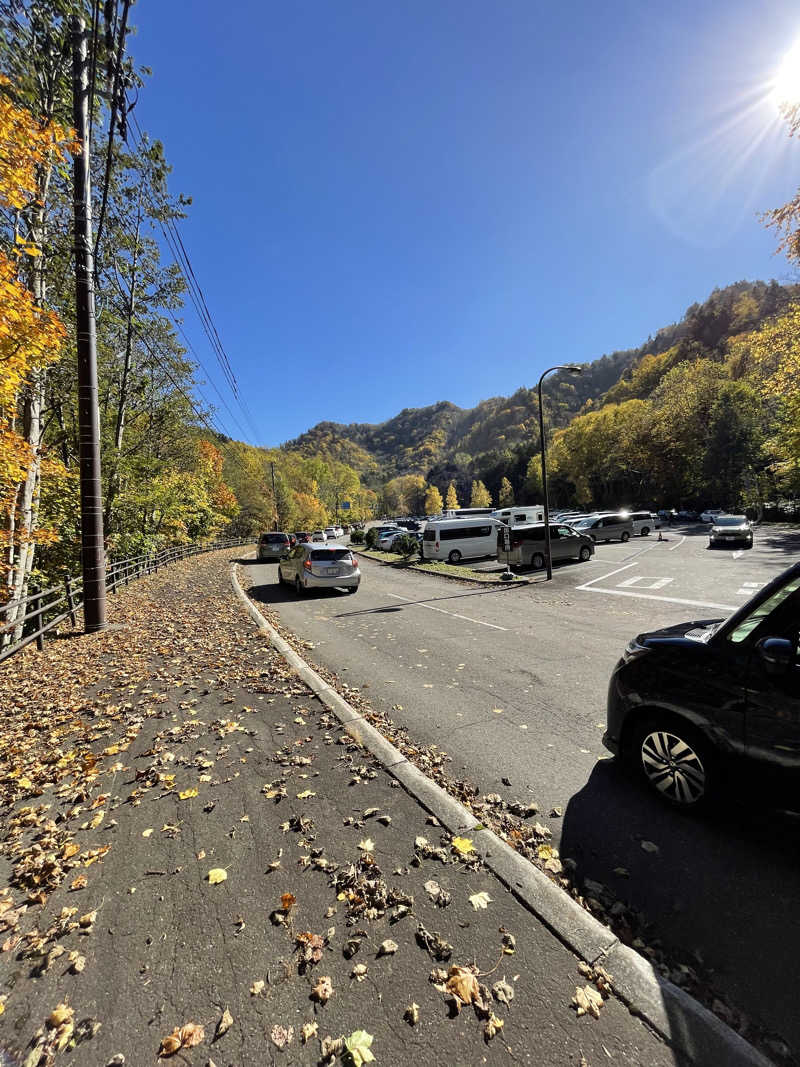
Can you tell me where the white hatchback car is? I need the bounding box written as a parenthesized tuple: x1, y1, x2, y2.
(311, 530, 327, 542)
(279, 544, 360, 595)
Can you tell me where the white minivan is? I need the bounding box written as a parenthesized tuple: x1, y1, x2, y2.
(492, 506, 545, 525)
(422, 517, 504, 564)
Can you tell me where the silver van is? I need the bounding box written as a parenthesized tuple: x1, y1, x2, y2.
(629, 511, 658, 536)
(497, 523, 595, 570)
(572, 513, 633, 543)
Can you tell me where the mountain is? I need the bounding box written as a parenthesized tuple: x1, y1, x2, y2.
(281, 280, 799, 484)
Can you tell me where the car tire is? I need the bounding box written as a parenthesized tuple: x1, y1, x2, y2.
(627, 714, 715, 810)
(531, 552, 545, 570)
(579, 546, 591, 562)
(294, 576, 304, 596)
(346, 586, 358, 594)
(277, 566, 285, 585)
(640, 527, 650, 537)
(621, 531, 630, 542)
(448, 550, 462, 564)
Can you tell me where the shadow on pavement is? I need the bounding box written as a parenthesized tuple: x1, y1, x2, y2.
(560, 759, 800, 1058)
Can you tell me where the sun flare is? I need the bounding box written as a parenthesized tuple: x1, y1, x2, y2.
(771, 41, 800, 110)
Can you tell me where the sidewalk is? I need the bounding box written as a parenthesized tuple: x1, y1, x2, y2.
(0, 550, 750, 1065)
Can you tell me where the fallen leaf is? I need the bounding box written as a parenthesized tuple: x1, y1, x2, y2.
(378, 939, 398, 956)
(492, 978, 514, 1004)
(178, 788, 198, 800)
(451, 836, 475, 856)
(492, 708, 504, 714)
(207, 868, 228, 885)
(469, 891, 492, 910)
(270, 1024, 294, 1048)
(358, 838, 375, 853)
(69, 875, 87, 892)
(48, 1003, 74, 1028)
(484, 1013, 504, 1040)
(641, 840, 660, 854)
(404, 1003, 419, 1025)
(446, 964, 481, 1005)
(250, 980, 265, 995)
(351, 963, 368, 981)
(214, 1009, 233, 1040)
(158, 1032, 182, 1057)
(344, 1029, 375, 1066)
(301, 1021, 318, 1043)
(296, 790, 316, 799)
(311, 975, 333, 1003)
(142, 828, 153, 838)
(572, 984, 605, 1018)
(179, 1023, 204, 1047)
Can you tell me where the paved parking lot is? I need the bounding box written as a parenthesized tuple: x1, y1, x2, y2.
(246, 522, 800, 1054)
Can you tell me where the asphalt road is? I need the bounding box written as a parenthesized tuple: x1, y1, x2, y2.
(248, 523, 800, 1055)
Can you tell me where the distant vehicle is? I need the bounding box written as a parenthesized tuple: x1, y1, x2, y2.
(677, 509, 700, 522)
(371, 524, 402, 541)
(279, 543, 360, 595)
(572, 513, 633, 543)
(628, 511, 656, 537)
(312, 529, 327, 543)
(440, 507, 495, 519)
(497, 523, 594, 570)
(258, 532, 291, 561)
(294, 531, 312, 544)
(709, 515, 753, 548)
(377, 530, 409, 551)
(700, 509, 725, 524)
(491, 506, 545, 525)
(324, 527, 338, 539)
(422, 517, 504, 564)
(604, 560, 800, 810)
(395, 519, 422, 531)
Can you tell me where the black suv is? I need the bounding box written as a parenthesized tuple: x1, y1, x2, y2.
(604, 561, 800, 809)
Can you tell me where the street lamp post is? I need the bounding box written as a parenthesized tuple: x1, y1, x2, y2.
(537, 364, 583, 580)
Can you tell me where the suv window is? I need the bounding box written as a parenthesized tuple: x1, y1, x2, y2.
(262, 533, 288, 543)
(440, 525, 491, 540)
(727, 577, 800, 644)
(557, 526, 573, 538)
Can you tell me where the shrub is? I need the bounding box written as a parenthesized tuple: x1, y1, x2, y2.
(350, 529, 365, 544)
(393, 533, 420, 557)
(365, 527, 379, 549)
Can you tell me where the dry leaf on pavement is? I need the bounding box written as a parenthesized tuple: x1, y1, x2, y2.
(270, 1024, 294, 1048)
(469, 891, 492, 910)
(311, 976, 333, 1003)
(451, 836, 475, 856)
(250, 980, 265, 996)
(377, 939, 397, 956)
(344, 1029, 375, 1066)
(207, 868, 228, 884)
(572, 984, 605, 1018)
(214, 1009, 233, 1040)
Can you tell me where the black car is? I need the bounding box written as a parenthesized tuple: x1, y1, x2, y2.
(604, 561, 800, 809)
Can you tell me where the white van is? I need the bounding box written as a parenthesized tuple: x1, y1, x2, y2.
(492, 506, 545, 525)
(422, 517, 504, 564)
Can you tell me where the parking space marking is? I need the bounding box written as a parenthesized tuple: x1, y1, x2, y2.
(385, 592, 508, 631)
(618, 576, 674, 590)
(667, 535, 687, 551)
(736, 581, 761, 596)
(574, 562, 637, 591)
(579, 587, 737, 612)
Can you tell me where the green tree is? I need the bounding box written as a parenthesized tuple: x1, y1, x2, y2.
(424, 485, 443, 514)
(498, 477, 514, 507)
(702, 382, 763, 508)
(470, 480, 492, 507)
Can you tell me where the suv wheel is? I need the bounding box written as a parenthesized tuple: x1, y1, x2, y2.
(579, 545, 591, 562)
(531, 552, 545, 570)
(640, 526, 650, 537)
(621, 530, 630, 542)
(629, 716, 714, 809)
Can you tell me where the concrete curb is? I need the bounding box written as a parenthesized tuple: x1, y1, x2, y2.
(230, 562, 772, 1067)
(351, 547, 532, 587)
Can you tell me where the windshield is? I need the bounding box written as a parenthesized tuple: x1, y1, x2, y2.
(727, 575, 800, 643)
(714, 516, 747, 527)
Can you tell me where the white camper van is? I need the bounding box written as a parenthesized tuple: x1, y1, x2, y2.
(422, 517, 504, 564)
(491, 506, 545, 525)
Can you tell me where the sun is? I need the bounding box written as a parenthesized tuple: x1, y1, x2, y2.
(771, 41, 800, 110)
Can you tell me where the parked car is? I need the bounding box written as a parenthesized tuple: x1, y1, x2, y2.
(492, 506, 545, 526)
(572, 513, 633, 543)
(312, 529, 327, 543)
(604, 561, 800, 810)
(377, 530, 407, 551)
(700, 509, 724, 524)
(258, 532, 292, 561)
(497, 523, 595, 570)
(709, 515, 753, 548)
(278, 544, 360, 595)
(629, 511, 656, 537)
(324, 527, 338, 540)
(294, 531, 312, 544)
(422, 517, 504, 564)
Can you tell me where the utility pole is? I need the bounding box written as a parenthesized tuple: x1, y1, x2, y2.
(270, 462, 279, 528)
(72, 16, 107, 631)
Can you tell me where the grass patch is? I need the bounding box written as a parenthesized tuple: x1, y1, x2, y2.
(354, 548, 526, 584)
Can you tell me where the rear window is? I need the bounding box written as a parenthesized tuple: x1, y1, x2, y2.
(262, 533, 288, 543)
(310, 549, 352, 561)
(423, 529, 437, 541)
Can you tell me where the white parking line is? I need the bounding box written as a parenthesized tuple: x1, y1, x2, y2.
(668, 535, 687, 552)
(385, 592, 508, 631)
(575, 562, 637, 591)
(580, 587, 737, 612)
(736, 581, 761, 596)
(618, 576, 673, 590)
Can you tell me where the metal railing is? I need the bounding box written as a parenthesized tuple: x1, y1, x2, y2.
(0, 537, 255, 666)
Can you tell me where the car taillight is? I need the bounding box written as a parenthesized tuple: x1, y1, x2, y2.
(435, 541, 439, 550)
(303, 559, 312, 571)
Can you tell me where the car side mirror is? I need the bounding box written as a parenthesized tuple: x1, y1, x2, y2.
(756, 636, 795, 675)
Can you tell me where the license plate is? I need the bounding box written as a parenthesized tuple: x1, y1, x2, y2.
(326, 567, 342, 576)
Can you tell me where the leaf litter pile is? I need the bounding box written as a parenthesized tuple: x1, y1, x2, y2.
(0, 550, 678, 1066)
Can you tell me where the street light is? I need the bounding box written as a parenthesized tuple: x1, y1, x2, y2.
(538, 364, 583, 581)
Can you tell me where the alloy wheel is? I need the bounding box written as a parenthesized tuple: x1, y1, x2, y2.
(640, 730, 706, 805)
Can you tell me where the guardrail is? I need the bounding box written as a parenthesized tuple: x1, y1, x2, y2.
(0, 537, 255, 666)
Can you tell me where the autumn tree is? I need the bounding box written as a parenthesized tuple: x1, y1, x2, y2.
(445, 482, 459, 509)
(424, 485, 443, 515)
(470, 480, 491, 507)
(498, 477, 514, 507)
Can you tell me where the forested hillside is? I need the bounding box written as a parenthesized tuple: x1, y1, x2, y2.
(283, 280, 800, 514)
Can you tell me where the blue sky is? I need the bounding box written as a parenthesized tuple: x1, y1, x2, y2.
(133, 0, 800, 447)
